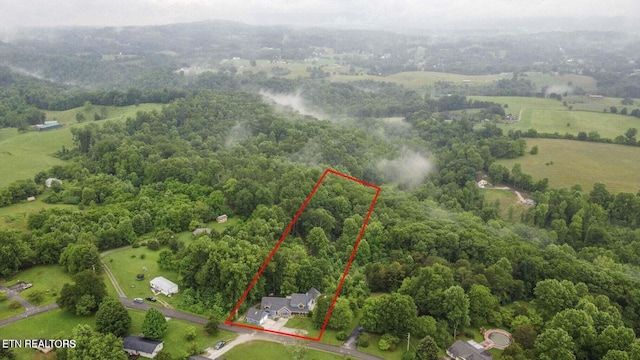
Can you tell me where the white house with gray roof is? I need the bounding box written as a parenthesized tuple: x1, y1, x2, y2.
(246, 287, 321, 325)
(123, 336, 163, 358)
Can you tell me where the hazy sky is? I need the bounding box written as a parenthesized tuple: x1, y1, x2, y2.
(0, 0, 638, 29)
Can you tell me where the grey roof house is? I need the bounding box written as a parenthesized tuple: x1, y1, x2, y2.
(446, 340, 493, 360)
(123, 336, 164, 359)
(246, 287, 321, 325)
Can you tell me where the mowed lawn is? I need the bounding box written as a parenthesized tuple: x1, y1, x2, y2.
(0, 309, 96, 359)
(497, 138, 640, 194)
(223, 340, 351, 360)
(1, 265, 74, 307)
(102, 246, 183, 308)
(0, 200, 77, 231)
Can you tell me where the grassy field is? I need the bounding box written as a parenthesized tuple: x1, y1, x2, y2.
(470, 96, 640, 139)
(0, 103, 163, 188)
(0, 309, 96, 359)
(497, 138, 640, 194)
(565, 95, 640, 113)
(223, 340, 351, 360)
(0, 200, 77, 231)
(0, 292, 25, 320)
(332, 71, 513, 89)
(520, 72, 597, 91)
(102, 246, 184, 309)
(0, 265, 74, 307)
(482, 189, 527, 222)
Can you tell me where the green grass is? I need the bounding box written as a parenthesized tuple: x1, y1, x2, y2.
(357, 333, 417, 360)
(223, 340, 351, 360)
(0, 200, 77, 231)
(0, 309, 96, 360)
(1, 265, 73, 307)
(128, 309, 236, 359)
(497, 138, 640, 194)
(470, 96, 640, 139)
(332, 71, 513, 89)
(102, 246, 184, 309)
(0, 104, 163, 188)
(285, 317, 320, 339)
(0, 293, 26, 320)
(565, 95, 640, 113)
(482, 189, 527, 222)
(175, 216, 243, 243)
(0, 127, 72, 188)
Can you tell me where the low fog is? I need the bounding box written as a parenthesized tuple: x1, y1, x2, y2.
(259, 90, 328, 121)
(378, 149, 434, 189)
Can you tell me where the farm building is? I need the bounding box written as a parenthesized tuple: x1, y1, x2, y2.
(35, 121, 62, 131)
(191, 227, 212, 237)
(150, 276, 179, 296)
(123, 336, 163, 359)
(216, 214, 228, 223)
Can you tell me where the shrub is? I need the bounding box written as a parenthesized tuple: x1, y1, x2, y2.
(140, 253, 146, 260)
(185, 326, 197, 341)
(358, 335, 369, 348)
(130, 254, 136, 258)
(0, 291, 7, 302)
(132, 242, 140, 248)
(27, 290, 45, 304)
(147, 239, 160, 250)
(8, 300, 21, 310)
(336, 331, 347, 341)
(381, 333, 400, 351)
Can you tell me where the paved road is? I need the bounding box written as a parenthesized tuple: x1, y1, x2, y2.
(0, 303, 59, 327)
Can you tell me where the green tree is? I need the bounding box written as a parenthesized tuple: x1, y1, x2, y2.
(416, 335, 439, 360)
(328, 297, 353, 331)
(467, 284, 498, 325)
(95, 297, 132, 337)
(443, 285, 470, 339)
(204, 314, 219, 335)
(603, 350, 630, 360)
(185, 326, 197, 341)
(143, 308, 168, 339)
(534, 328, 576, 360)
(57, 270, 107, 315)
(75, 112, 86, 123)
(66, 324, 127, 360)
(361, 293, 417, 335)
(534, 279, 578, 319)
(59, 243, 101, 275)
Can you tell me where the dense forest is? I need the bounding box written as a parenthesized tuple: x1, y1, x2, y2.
(0, 84, 639, 359)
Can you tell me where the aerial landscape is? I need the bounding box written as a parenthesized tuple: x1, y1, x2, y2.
(1, 1, 640, 359)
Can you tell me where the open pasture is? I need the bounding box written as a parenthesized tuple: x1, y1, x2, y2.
(497, 138, 640, 194)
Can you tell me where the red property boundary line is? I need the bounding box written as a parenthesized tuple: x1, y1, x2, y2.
(225, 168, 381, 341)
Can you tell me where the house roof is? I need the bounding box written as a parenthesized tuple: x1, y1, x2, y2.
(261, 288, 321, 314)
(123, 336, 162, 354)
(150, 276, 178, 290)
(447, 340, 492, 360)
(247, 308, 267, 322)
(187, 356, 211, 360)
(307, 287, 321, 299)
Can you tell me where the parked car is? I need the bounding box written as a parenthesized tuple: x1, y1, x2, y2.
(214, 341, 226, 350)
(145, 296, 157, 302)
(133, 298, 144, 304)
